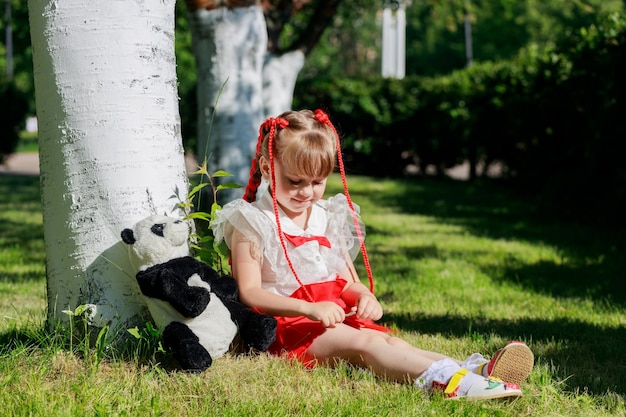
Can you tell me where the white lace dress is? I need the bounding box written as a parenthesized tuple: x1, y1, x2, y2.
(211, 190, 365, 297)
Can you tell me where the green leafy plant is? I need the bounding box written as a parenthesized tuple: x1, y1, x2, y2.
(127, 321, 166, 364)
(62, 304, 109, 372)
(178, 80, 241, 275)
(179, 161, 240, 275)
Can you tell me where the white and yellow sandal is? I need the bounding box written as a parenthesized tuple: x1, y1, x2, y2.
(434, 369, 523, 401)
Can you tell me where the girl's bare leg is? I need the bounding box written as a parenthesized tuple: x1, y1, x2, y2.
(306, 324, 453, 383)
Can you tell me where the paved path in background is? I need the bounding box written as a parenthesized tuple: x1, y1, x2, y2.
(0, 152, 40, 176)
(1, 152, 476, 180)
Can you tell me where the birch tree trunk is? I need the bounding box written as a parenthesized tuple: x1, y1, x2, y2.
(262, 50, 305, 118)
(28, 0, 188, 341)
(185, 1, 338, 205)
(187, 6, 266, 203)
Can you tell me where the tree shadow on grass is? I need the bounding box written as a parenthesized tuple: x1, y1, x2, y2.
(351, 176, 626, 397)
(0, 173, 41, 204)
(384, 311, 626, 396)
(0, 174, 44, 283)
(384, 241, 625, 305)
(360, 177, 626, 306)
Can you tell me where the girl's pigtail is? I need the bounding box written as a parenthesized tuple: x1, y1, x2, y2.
(313, 109, 375, 295)
(244, 119, 273, 202)
(243, 164, 262, 203)
(243, 138, 263, 202)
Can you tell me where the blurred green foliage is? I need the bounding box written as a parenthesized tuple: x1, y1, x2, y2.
(0, 79, 28, 162)
(295, 12, 626, 223)
(2, 1, 623, 223)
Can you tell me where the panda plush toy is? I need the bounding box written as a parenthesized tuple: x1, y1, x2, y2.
(121, 214, 277, 372)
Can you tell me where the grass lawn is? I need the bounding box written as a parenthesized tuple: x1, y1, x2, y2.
(0, 171, 624, 416)
(16, 131, 39, 153)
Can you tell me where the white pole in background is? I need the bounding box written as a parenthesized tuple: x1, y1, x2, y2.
(381, 0, 405, 79)
(5, 0, 13, 79)
(464, 3, 473, 67)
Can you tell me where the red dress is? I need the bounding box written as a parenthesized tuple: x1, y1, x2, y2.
(267, 278, 392, 368)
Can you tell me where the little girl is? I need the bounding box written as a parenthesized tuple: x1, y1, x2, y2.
(211, 109, 534, 400)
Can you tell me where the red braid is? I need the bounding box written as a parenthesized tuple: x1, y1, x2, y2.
(243, 117, 288, 203)
(313, 109, 375, 295)
(267, 120, 314, 301)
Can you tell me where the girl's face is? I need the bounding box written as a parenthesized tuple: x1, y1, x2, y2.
(260, 156, 327, 217)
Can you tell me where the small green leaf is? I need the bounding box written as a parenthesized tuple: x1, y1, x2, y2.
(211, 170, 233, 177)
(186, 212, 211, 221)
(74, 304, 89, 317)
(188, 183, 208, 197)
(146, 322, 160, 337)
(127, 327, 141, 339)
(216, 182, 243, 191)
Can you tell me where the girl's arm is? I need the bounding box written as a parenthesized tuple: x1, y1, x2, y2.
(339, 256, 383, 321)
(230, 229, 346, 327)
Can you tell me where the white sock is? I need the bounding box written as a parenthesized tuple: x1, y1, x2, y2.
(461, 353, 488, 377)
(415, 358, 487, 396)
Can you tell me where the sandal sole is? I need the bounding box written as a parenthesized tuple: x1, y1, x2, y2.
(489, 342, 534, 386)
(451, 391, 523, 401)
(445, 382, 523, 401)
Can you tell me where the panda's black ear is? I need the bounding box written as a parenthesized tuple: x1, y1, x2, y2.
(121, 229, 136, 245)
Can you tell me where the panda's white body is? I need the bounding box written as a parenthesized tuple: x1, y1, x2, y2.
(144, 272, 237, 359)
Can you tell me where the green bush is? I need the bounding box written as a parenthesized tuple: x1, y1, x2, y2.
(295, 13, 626, 223)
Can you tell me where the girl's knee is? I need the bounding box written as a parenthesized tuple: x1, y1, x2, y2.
(352, 331, 393, 350)
(387, 336, 412, 348)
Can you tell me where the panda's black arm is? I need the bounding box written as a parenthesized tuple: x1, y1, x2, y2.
(151, 256, 239, 303)
(162, 257, 212, 279)
(205, 274, 239, 302)
(176, 257, 239, 302)
(136, 265, 210, 318)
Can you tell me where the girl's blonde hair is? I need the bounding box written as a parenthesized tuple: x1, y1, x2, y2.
(244, 109, 337, 203)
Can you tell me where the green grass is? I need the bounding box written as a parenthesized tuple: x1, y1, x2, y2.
(1, 172, 625, 416)
(16, 131, 39, 153)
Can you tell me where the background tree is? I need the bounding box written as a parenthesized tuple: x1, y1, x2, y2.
(1, 0, 34, 161)
(182, 0, 340, 203)
(183, 1, 266, 203)
(28, 0, 188, 340)
(0, 80, 28, 162)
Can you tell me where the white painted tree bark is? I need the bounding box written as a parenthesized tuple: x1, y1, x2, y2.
(28, 0, 188, 339)
(186, 2, 339, 204)
(187, 6, 266, 202)
(262, 50, 305, 118)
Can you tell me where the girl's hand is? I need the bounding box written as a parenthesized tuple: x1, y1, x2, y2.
(305, 301, 347, 327)
(352, 293, 383, 321)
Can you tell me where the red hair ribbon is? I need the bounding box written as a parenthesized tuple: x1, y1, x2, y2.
(313, 109, 330, 124)
(263, 116, 289, 131)
(276, 117, 289, 129)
